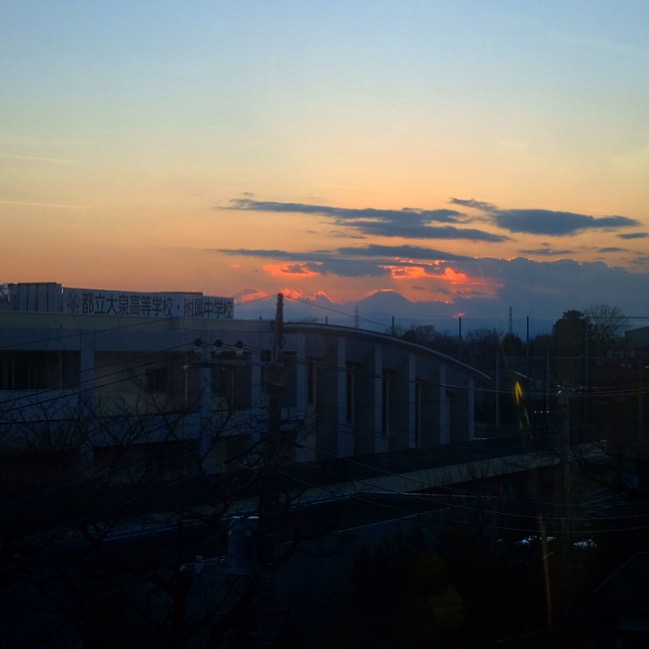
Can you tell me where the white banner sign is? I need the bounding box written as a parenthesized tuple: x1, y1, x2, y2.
(63, 288, 234, 319)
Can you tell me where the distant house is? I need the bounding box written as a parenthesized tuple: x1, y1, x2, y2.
(0, 282, 487, 481)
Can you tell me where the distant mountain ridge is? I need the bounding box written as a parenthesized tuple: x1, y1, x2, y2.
(234, 290, 546, 337)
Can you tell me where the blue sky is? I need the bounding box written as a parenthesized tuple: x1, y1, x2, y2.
(2, 1, 649, 331)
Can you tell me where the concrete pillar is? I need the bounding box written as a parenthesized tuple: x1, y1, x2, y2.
(336, 337, 353, 456)
(407, 353, 416, 448)
(467, 378, 475, 440)
(439, 365, 450, 445)
(373, 344, 387, 453)
(195, 344, 212, 460)
(315, 335, 340, 457)
(294, 334, 307, 415)
(79, 330, 96, 411)
(293, 334, 309, 462)
(78, 331, 96, 470)
(250, 349, 263, 422)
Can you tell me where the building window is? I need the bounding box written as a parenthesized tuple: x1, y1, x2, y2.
(61, 352, 81, 388)
(346, 362, 359, 425)
(146, 366, 169, 393)
(415, 380, 424, 446)
(382, 369, 397, 435)
(0, 351, 80, 390)
(307, 359, 316, 406)
(212, 360, 251, 410)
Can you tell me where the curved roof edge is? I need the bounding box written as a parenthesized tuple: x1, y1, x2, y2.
(284, 321, 491, 382)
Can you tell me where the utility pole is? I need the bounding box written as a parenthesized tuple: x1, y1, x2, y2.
(557, 390, 571, 624)
(525, 316, 530, 389)
(639, 359, 644, 443)
(188, 315, 286, 646)
(495, 351, 500, 435)
(256, 293, 285, 647)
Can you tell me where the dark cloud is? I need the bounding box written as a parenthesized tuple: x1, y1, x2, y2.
(330, 230, 367, 239)
(215, 243, 477, 277)
(282, 263, 317, 275)
(215, 248, 329, 262)
(227, 197, 641, 242)
(345, 219, 507, 241)
(215, 244, 468, 263)
(220, 243, 649, 330)
(214, 247, 389, 277)
(449, 197, 498, 213)
(461, 257, 649, 325)
(448, 198, 641, 239)
(519, 247, 576, 257)
(494, 209, 640, 236)
(312, 259, 390, 277)
(336, 244, 470, 261)
(281, 260, 391, 278)
(599, 247, 626, 253)
(618, 232, 649, 240)
(228, 198, 461, 223)
(226, 198, 507, 242)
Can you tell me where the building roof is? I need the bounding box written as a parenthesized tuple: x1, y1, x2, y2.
(285, 321, 491, 381)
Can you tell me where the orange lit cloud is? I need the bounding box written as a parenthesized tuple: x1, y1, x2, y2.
(281, 288, 340, 303)
(383, 264, 502, 301)
(234, 288, 271, 304)
(384, 265, 432, 280)
(441, 266, 473, 285)
(280, 287, 306, 301)
(263, 263, 322, 278)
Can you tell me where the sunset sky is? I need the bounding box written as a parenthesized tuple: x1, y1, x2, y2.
(2, 2, 649, 331)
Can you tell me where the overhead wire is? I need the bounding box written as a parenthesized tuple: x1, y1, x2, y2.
(0, 354, 643, 531)
(1, 301, 643, 636)
(0, 394, 264, 508)
(1, 312, 647, 552)
(0, 337, 288, 526)
(0, 343, 275, 521)
(1, 328, 645, 519)
(288, 294, 563, 341)
(0, 403, 269, 587)
(2, 313, 646, 429)
(0, 349, 275, 558)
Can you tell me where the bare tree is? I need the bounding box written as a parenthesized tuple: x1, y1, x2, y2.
(584, 304, 629, 355)
(393, 324, 458, 357)
(0, 358, 321, 648)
